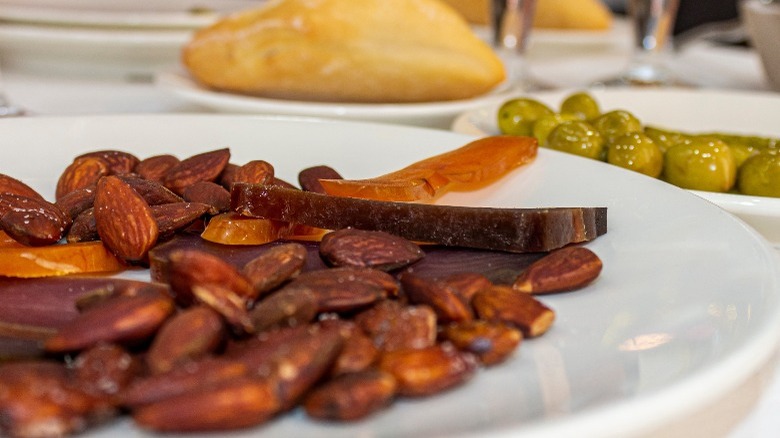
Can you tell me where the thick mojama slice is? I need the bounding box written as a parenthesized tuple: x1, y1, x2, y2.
(231, 184, 607, 253)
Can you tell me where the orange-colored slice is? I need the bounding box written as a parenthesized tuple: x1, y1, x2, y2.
(201, 212, 296, 245)
(319, 135, 538, 202)
(0, 241, 126, 278)
(201, 213, 328, 245)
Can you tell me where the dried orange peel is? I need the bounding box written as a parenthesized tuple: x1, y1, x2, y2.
(318, 135, 538, 202)
(0, 241, 126, 278)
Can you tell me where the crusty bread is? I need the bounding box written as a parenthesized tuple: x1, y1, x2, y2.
(182, 0, 506, 103)
(442, 0, 613, 30)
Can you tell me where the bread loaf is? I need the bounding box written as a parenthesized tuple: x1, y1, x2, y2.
(182, 0, 506, 103)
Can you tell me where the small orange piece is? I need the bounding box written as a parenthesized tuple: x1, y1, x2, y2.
(201, 212, 295, 245)
(201, 213, 328, 245)
(319, 135, 538, 202)
(0, 241, 126, 278)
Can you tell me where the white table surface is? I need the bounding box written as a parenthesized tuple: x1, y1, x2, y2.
(1, 18, 779, 438)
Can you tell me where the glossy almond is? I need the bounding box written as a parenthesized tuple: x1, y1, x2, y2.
(440, 320, 522, 366)
(282, 267, 397, 313)
(117, 174, 183, 205)
(77, 150, 140, 175)
(319, 228, 424, 271)
(377, 343, 477, 397)
(94, 175, 159, 263)
(513, 246, 602, 294)
(133, 376, 281, 432)
(241, 242, 308, 296)
(134, 154, 180, 182)
(163, 148, 230, 195)
(401, 273, 474, 323)
(56, 157, 109, 200)
(0, 193, 71, 246)
(164, 248, 254, 305)
(472, 285, 555, 338)
(232, 160, 275, 185)
(145, 306, 225, 374)
(182, 181, 231, 213)
(0, 173, 45, 200)
(44, 293, 175, 352)
(355, 300, 437, 352)
(151, 202, 210, 236)
(303, 370, 397, 421)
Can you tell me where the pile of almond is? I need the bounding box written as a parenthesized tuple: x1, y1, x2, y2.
(0, 148, 603, 437)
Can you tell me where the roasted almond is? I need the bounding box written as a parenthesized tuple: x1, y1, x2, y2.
(298, 165, 342, 193)
(401, 273, 474, 323)
(77, 150, 140, 175)
(440, 320, 522, 366)
(134, 154, 180, 182)
(117, 174, 183, 205)
(281, 267, 397, 313)
(94, 175, 159, 263)
(132, 376, 281, 432)
(513, 246, 602, 294)
(151, 202, 210, 236)
(44, 293, 175, 353)
(232, 160, 275, 186)
(0, 193, 71, 246)
(355, 300, 437, 352)
(241, 242, 308, 297)
(56, 157, 109, 200)
(0, 173, 45, 200)
(377, 343, 477, 397)
(472, 285, 555, 338)
(163, 148, 231, 195)
(164, 248, 254, 305)
(182, 181, 231, 214)
(303, 370, 397, 421)
(319, 228, 424, 271)
(145, 306, 225, 374)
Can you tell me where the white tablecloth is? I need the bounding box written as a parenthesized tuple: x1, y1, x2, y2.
(1, 19, 779, 438)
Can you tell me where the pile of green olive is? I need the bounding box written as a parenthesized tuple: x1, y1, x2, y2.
(497, 92, 780, 198)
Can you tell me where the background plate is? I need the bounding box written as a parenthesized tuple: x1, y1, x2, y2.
(155, 71, 525, 129)
(0, 115, 778, 438)
(451, 87, 780, 246)
(0, 0, 256, 29)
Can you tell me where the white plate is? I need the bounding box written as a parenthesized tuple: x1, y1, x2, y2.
(452, 88, 780, 246)
(0, 0, 255, 29)
(156, 71, 526, 129)
(0, 114, 778, 438)
(0, 23, 190, 78)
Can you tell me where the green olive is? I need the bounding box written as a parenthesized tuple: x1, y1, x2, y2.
(497, 98, 554, 137)
(644, 126, 692, 154)
(721, 140, 760, 168)
(606, 132, 663, 178)
(663, 138, 736, 192)
(532, 113, 580, 147)
(737, 153, 780, 198)
(546, 120, 605, 160)
(592, 110, 643, 143)
(560, 92, 601, 120)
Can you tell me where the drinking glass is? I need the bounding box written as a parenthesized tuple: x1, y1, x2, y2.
(597, 0, 684, 87)
(491, 0, 545, 91)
